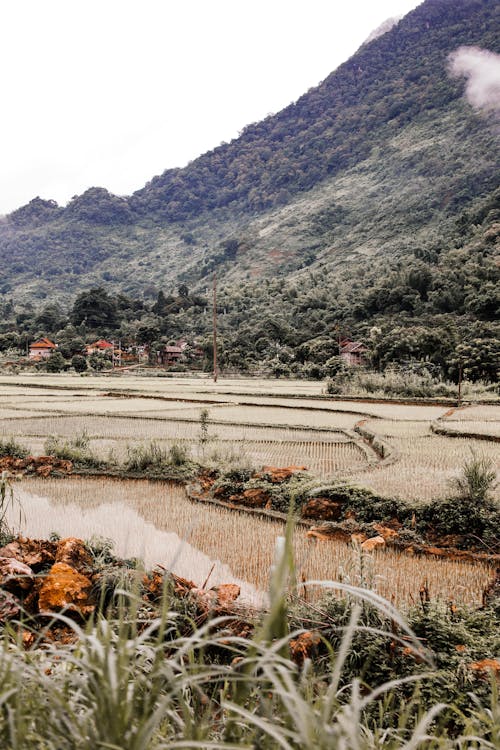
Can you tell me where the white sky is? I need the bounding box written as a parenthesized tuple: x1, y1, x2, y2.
(0, 0, 421, 215)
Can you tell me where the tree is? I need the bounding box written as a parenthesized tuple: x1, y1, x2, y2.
(71, 288, 118, 329)
(44, 351, 67, 372)
(71, 354, 88, 373)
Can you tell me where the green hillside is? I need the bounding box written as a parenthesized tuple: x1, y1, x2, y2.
(0, 0, 498, 379)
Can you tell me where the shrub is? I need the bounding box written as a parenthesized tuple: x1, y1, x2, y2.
(71, 354, 88, 372)
(44, 432, 104, 468)
(0, 437, 29, 459)
(449, 450, 497, 504)
(44, 351, 68, 373)
(168, 442, 190, 466)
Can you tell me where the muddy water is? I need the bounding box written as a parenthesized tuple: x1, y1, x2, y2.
(9, 486, 267, 607)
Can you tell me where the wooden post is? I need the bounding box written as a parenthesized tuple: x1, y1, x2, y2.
(213, 272, 218, 382)
(457, 363, 462, 406)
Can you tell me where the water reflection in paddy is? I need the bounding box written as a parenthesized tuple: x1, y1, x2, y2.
(10, 477, 493, 609)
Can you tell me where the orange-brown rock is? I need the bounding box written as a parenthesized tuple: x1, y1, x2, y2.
(290, 630, 321, 665)
(257, 465, 307, 483)
(240, 488, 271, 507)
(0, 455, 72, 477)
(190, 583, 240, 613)
(142, 569, 165, 600)
(142, 568, 196, 600)
(302, 497, 342, 521)
(0, 557, 34, 592)
(361, 535, 386, 552)
(469, 659, 500, 679)
(21, 630, 36, 650)
(172, 573, 196, 596)
(307, 526, 350, 542)
(373, 524, 399, 540)
(55, 538, 93, 572)
(212, 583, 240, 609)
(0, 538, 57, 570)
(38, 562, 94, 616)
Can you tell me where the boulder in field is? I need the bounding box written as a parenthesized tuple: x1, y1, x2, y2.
(55, 537, 93, 572)
(302, 497, 342, 521)
(0, 557, 34, 592)
(361, 535, 386, 552)
(38, 562, 94, 616)
(0, 538, 57, 570)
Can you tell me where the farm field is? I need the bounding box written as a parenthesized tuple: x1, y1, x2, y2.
(0, 374, 498, 498)
(11, 476, 493, 608)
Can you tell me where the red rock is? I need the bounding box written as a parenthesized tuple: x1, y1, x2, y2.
(257, 465, 307, 483)
(0, 556, 34, 591)
(361, 535, 386, 552)
(469, 659, 500, 679)
(0, 538, 57, 570)
(212, 583, 240, 608)
(302, 497, 342, 521)
(240, 488, 270, 507)
(290, 631, 321, 665)
(38, 563, 94, 616)
(373, 524, 398, 540)
(55, 538, 93, 572)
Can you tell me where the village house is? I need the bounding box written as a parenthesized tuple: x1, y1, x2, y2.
(159, 343, 186, 366)
(28, 337, 57, 359)
(85, 339, 114, 355)
(339, 340, 368, 367)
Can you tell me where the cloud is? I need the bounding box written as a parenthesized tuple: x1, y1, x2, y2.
(449, 46, 500, 115)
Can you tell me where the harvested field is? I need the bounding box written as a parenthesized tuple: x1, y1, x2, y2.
(0, 374, 498, 499)
(351, 426, 500, 501)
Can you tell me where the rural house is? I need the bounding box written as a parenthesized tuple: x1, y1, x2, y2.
(339, 340, 368, 367)
(159, 344, 185, 366)
(28, 337, 57, 359)
(85, 339, 114, 355)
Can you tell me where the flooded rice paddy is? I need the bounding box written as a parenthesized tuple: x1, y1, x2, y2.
(9, 476, 493, 609)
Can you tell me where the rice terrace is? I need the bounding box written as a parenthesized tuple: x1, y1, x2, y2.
(1, 372, 498, 609)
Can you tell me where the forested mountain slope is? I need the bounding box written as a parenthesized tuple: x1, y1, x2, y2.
(0, 0, 498, 364)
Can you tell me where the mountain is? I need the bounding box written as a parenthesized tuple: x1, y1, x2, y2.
(362, 16, 402, 45)
(0, 0, 498, 378)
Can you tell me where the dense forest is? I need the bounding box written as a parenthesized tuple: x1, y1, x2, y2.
(0, 0, 498, 381)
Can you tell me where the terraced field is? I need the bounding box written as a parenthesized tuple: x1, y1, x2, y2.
(0, 374, 498, 498)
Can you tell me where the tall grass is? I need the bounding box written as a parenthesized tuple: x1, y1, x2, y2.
(0, 525, 496, 748)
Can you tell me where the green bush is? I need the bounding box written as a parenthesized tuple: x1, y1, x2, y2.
(0, 437, 29, 459)
(44, 432, 104, 468)
(71, 354, 88, 372)
(449, 450, 497, 504)
(124, 441, 169, 471)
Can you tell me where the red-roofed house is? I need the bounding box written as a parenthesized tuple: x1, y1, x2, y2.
(85, 339, 114, 355)
(339, 340, 368, 367)
(29, 337, 57, 359)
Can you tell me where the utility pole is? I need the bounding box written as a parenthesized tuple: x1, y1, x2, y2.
(457, 363, 463, 406)
(213, 272, 218, 382)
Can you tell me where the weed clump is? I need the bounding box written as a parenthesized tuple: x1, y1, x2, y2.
(0, 437, 29, 459)
(44, 430, 105, 469)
